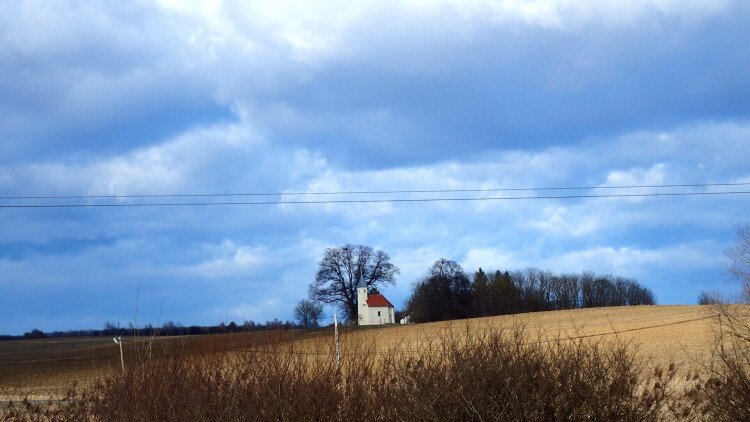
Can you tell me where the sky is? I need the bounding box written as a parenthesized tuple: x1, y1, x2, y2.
(1, 0, 749, 335)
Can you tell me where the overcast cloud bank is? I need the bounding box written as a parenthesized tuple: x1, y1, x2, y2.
(1, 1, 749, 333)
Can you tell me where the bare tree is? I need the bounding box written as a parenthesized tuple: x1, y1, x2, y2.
(293, 299, 324, 328)
(309, 244, 399, 322)
(698, 290, 723, 305)
(550, 274, 579, 310)
(726, 224, 750, 303)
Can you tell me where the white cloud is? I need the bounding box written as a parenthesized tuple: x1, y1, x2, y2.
(0, 168, 12, 187)
(454, 241, 723, 285)
(2, 0, 732, 105)
(2, 118, 748, 332)
(531, 206, 600, 237)
(544, 243, 721, 277)
(604, 163, 667, 186)
(596, 163, 669, 204)
(463, 247, 527, 272)
(8, 118, 279, 197)
(266, 120, 750, 243)
(179, 240, 267, 279)
(228, 298, 282, 322)
(483, 0, 731, 28)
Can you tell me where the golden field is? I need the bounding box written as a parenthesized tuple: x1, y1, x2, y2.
(0, 305, 741, 402)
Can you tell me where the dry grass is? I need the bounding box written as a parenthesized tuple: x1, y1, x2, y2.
(2, 304, 748, 421)
(2, 324, 680, 421)
(0, 305, 728, 401)
(0, 330, 314, 401)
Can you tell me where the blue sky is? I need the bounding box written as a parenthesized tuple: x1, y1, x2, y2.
(1, 1, 749, 334)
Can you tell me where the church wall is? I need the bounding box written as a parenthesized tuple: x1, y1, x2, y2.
(360, 305, 395, 325)
(357, 286, 395, 325)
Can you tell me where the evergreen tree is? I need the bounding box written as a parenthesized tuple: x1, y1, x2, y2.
(472, 268, 490, 317)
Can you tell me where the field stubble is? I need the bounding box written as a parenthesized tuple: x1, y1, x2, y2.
(2, 305, 748, 421)
(0, 305, 728, 401)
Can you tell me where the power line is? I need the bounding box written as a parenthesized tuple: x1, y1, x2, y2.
(1, 190, 749, 208)
(151, 315, 715, 357)
(1, 182, 749, 200)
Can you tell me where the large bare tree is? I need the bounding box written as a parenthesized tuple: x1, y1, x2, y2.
(726, 224, 750, 303)
(309, 244, 399, 322)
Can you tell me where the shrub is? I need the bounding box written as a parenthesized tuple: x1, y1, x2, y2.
(680, 306, 750, 421)
(5, 326, 683, 421)
(697, 291, 722, 305)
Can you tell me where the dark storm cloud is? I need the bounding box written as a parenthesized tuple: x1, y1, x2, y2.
(252, 11, 750, 167)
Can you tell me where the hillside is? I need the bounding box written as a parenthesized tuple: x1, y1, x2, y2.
(337, 305, 724, 367)
(0, 305, 734, 401)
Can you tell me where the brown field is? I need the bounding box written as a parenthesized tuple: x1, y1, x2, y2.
(0, 305, 739, 402)
(0, 335, 179, 400)
(336, 305, 727, 366)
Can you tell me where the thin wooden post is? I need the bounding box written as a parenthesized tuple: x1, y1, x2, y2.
(113, 337, 125, 373)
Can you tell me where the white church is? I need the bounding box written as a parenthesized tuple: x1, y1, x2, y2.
(357, 280, 396, 325)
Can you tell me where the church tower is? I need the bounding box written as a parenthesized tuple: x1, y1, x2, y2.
(356, 279, 368, 325)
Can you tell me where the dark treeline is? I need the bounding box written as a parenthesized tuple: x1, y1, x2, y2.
(1, 319, 299, 341)
(407, 259, 656, 323)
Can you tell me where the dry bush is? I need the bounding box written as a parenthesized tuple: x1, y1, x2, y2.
(375, 328, 676, 421)
(1, 385, 89, 422)
(677, 305, 750, 421)
(5, 325, 683, 421)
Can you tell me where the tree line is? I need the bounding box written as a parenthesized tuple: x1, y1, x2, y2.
(2, 319, 300, 341)
(406, 259, 656, 323)
(305, 244, 656, 326)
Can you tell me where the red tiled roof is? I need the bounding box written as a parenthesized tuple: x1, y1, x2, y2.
(365, 294, 393, 308)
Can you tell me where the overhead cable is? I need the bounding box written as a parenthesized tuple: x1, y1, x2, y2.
(2, 181, 749, 200)
(1, 190, 749, 208)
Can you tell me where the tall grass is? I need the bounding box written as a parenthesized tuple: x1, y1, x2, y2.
(4, 325, 689, 421)
(676, 305, 750, 421)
